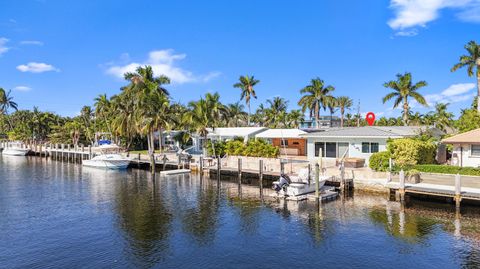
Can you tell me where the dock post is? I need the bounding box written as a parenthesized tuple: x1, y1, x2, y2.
(455, 173, 462, 208)
(280, 160, 285, 175)
(315, 163, 320, 201)
(340, 161, 345, 192)
(308, 164, 312, 185)
(199, 156, 204, 175)
(399, 169, 405, 202)
(259, 159, 264, 197)
(89, 145, 92, 160)
(238, 158, 242, 184)
(61, 144, 65, 161)
(217, 156, 221, 183)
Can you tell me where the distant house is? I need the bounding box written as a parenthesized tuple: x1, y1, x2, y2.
(255, 129, 307, 156)
(300, 116, 341, 130)
(206, 127, 268, 143)
(301, 126, 443, 164)
(442, 128, 480, 168)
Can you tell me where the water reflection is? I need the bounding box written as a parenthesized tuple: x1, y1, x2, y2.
(113, 173, 172, 267)
(181, 182, 220, 244)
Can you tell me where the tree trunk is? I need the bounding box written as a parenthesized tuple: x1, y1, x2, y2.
(158, 127, 163, 153)
(477, 69, 480, 113)
(315, 102, 320, 129)
(147, 130, 155, 173)
(340, 108, 344, 127)
(247, 102, 251, 126)
(403, 99, 409, 126)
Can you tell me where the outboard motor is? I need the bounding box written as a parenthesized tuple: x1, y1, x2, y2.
(273, 173, 291, 192)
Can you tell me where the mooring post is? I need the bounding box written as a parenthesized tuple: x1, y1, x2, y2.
(217, 156, 221, 183)
(308, 164, 312, 185)
(315, 163, 320, 200)
(387, 158, 393, 182)
(61, 144, 65, 161)
(280, 160, 285, 175)
(399, 169, 405, 202)
(259, 159, 264, 197)
(89, 145, 92, 160)
(163, 154, 167, 171)
(455, 173, 462, 208)
(199, 156, 204, 175)
(238, 158, 242, 185)
(340, 161, 346, 192)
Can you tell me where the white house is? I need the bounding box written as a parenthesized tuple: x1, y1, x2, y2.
(301, 126, 441, 164)
(442, 128, 480, 168)
(206, 127, 268, 143)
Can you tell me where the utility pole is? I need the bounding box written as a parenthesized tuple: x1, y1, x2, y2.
(356, 100, 361, 127)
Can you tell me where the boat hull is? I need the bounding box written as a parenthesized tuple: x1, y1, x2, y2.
(2, 148, 30, 156)
(82, 159, 130, 169)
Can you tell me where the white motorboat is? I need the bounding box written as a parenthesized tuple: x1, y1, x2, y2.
(273, 168, 331, 197)
(82, 144, 131, 169)
(2, 144, 30, 156)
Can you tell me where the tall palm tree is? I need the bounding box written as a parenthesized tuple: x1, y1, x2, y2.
(286, 109, 305, 128)
(233, 75, 259, 126)
(94, 94, 112, 134)
(336, 96, 353, 127)
(123, 65, 171, 170)
(451, 40, 480, 113)
(408, 112, 423, 126)
(265, 97, 288, 127)
(224, 102, 247, 127)
(382, 72, 428, 126)
(298, 78, 335, 128)
(0, 88, 18, 130)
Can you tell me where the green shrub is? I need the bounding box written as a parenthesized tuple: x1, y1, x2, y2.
(206, 140, 226, 157)
(369, 151, 391, 171)
(219, 138, 280, 158)
(387, 138, 437, 167)
(413, 165, 480, 176)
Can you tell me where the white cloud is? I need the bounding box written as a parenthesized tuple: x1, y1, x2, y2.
(0, 37, 10, 55)
(13, 86, 32, 92)
(388, 0, 480, 34)
(20, 40, 44, 46)
(424, 82, 476, 106)
(16, 62, 59, 73)
(106, 49, 220, 84)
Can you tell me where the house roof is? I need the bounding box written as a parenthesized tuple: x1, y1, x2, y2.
(300, 126, 431, 138)
(442, 128, 480, 144)
(207, 127, 267, 138)
(255, 129, 307, 139)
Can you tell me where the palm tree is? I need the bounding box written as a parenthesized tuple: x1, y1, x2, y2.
(336, 96, 353, 127)
(298, 78, 335, 128)
(224, 102, 247, 127)
(265, 97, 288, 127)
(123, 65, 171, 170)
(431, 103, 454, 132)
(382, 72, 428, 126)
(0, 88, 18, 131)
(408, 112, 423, 126)
(451, 40, 480, 113)
(94, 94, 112, 134)
(233, 75, 259, 126)
(286, 109, 305, 128)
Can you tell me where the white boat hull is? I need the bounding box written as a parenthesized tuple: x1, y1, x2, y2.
(273, 176, 331, 197)
(2, 148, 30, 156)
(82, 154, 130, 169)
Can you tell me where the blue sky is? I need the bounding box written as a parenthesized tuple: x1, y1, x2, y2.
(1, 0, 479, 118)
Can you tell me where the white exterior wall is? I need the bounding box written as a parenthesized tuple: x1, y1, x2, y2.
(451, 144, 480, 168)
(306, 137, 388, 164)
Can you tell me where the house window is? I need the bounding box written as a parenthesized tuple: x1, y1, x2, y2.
(472, 145, 480, 156)
(326, 142, 336, 158)
(281, 139, 288, 146)
(314, 142, 326, 157)
(292, 141, 299, 145)
(362, 142, 379, 153)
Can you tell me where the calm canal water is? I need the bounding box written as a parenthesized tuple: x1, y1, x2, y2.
(1, 156, 480, 269)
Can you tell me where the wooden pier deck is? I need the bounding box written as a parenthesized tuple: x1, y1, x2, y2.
(387, 182, 480, 202)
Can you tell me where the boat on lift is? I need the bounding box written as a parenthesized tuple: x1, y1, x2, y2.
(273, 167, 331, 197)
(82, 144, 131, 169)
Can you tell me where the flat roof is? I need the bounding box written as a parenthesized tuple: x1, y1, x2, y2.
(207, 127, 267, 138)
(300, 126, 429, 138)
(255, 129, 307, 139)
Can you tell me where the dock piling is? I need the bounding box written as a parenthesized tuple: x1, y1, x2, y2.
(259, 159, 264, 197)
(315, 163, 320, 201)
(399, 169, 405, 202)
(455, 173, 462, 208)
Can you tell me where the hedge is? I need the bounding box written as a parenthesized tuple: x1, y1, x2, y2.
(207, 139, 279, 158)
(412, 165, 480, 176)
(369, 151, 391, 172)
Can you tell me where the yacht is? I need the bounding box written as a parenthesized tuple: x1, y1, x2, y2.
(82, 144, 131, 169)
